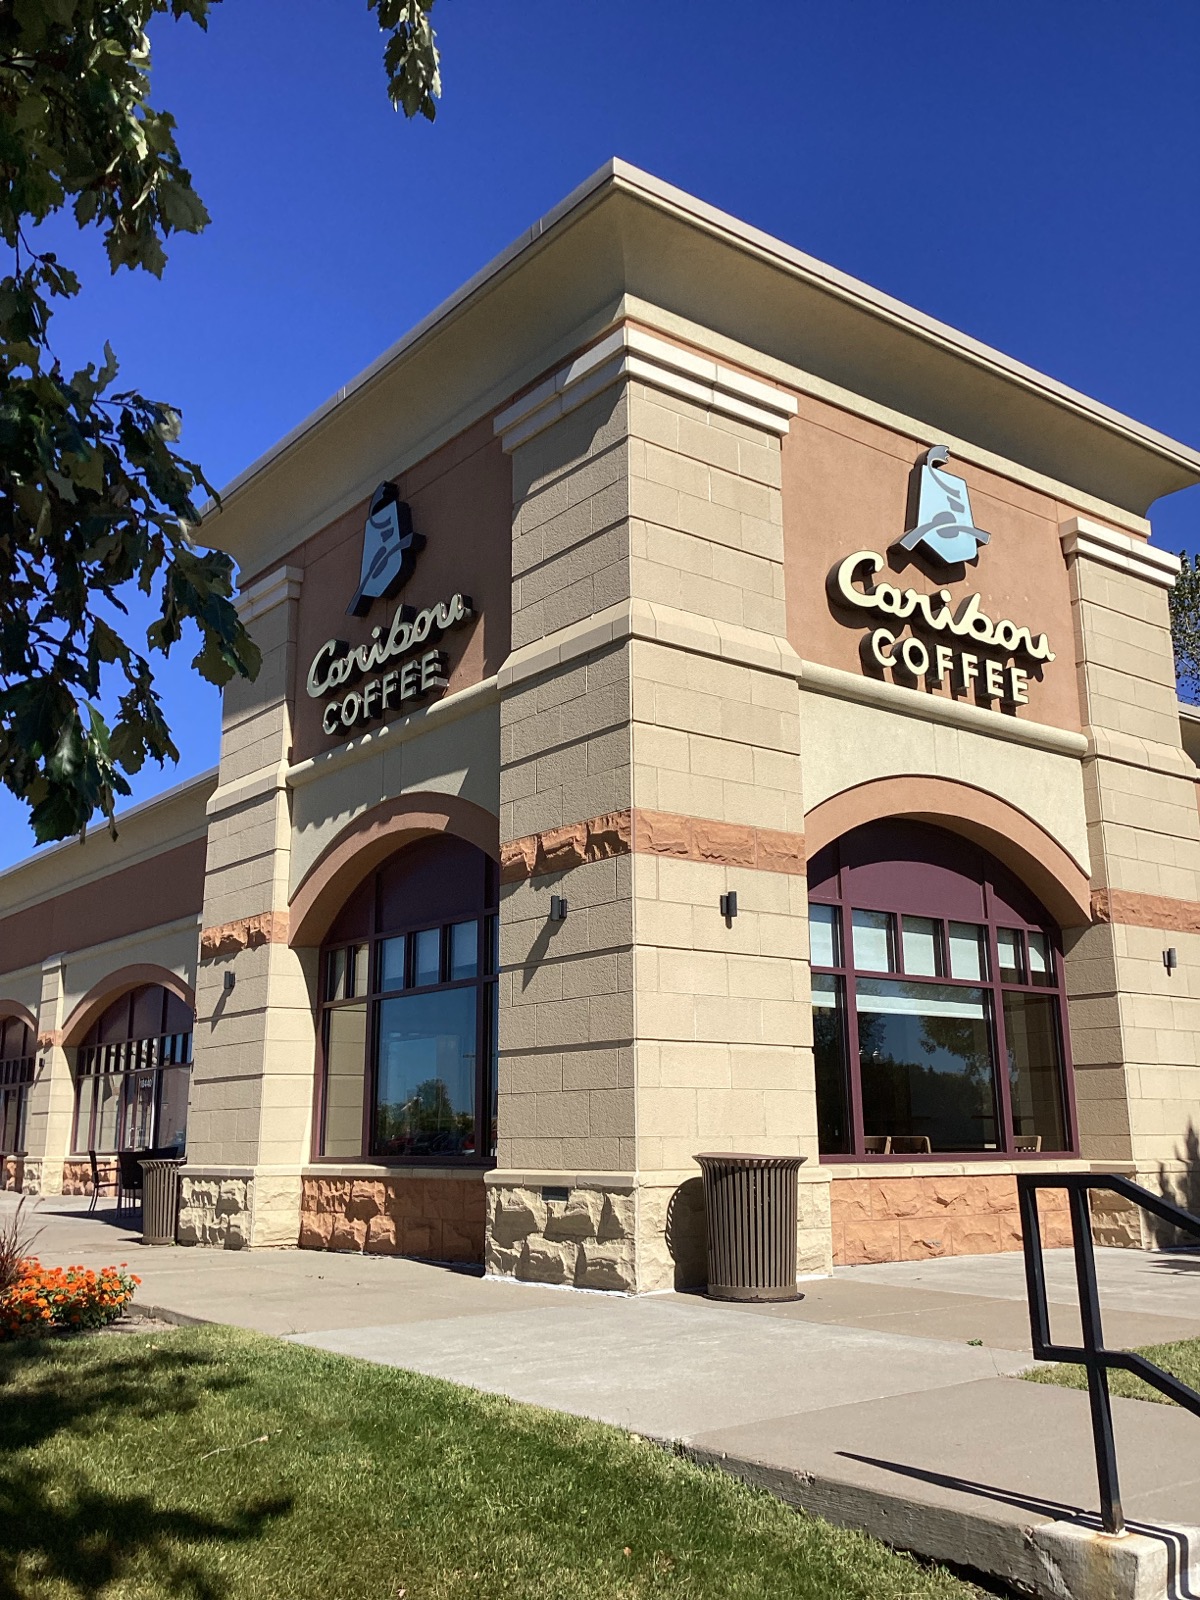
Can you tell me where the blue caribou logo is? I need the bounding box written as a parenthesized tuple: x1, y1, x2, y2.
(347, 481, 424, 617)
(896, 446, 990, 567)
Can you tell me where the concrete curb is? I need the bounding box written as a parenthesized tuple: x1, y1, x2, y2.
(675, 1441, 1200, 1600)
(135, 1303, 216, 1329)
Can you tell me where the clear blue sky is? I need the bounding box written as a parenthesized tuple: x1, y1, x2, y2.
(4, 0, 1199, 868)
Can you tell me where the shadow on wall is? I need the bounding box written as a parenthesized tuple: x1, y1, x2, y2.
(1153, 1120, 1200, 1252)
(664, 1178, 708, 1292)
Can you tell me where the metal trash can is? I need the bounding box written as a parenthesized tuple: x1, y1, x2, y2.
(696, 1152, 805, 1302)
(140, 1158, 183, 1246)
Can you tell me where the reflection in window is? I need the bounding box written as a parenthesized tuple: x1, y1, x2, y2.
(857, 980, 997, 1152)
(1004, 992, 1066, 1151)
(948, 922, 987, 982)
(997, 928, 1024, 985)
(812, 973, 851, 1153)
(901, 916, 941, 977)
(852, 909, 895, 973)
(809, 904, 841, 968)
(375, 989, 478, 1159)
(323, 1004, 367, 1158)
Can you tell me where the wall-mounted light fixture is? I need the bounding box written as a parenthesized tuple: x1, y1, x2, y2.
(223, 970, 237, 993)
(549, 895, 569, 923)
(1164, 947, 1178, 976)
(719, 891, 738, 925)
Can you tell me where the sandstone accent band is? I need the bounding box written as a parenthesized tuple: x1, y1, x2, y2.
(501, 808, 806, 884)
(200, 910, 291, 959)
(1090, 887, 1200, 935)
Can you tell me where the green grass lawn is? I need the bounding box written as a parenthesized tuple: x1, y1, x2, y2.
(0, 1323, 996, 1600)
(1023, 1335, 1200, 1406)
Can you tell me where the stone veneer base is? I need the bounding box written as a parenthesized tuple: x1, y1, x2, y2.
(831, 1173, 1088, 1264)
(299, 1174, 486, 1263)
(61, 1156, 116, 1196)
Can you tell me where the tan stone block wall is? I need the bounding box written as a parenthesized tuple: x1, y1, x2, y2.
(1065, 534, 1200, 1207)
(627, 384, 787, 637)
(831, 1174, 1073, 1265)
(498, 856, 635, 1174)
(511, 386, 631, 650)
(631, 638, 803, 834)
(634, 854, 814, 1174)
(501, 645, 630, 844)
(299, 1173, 486, 1262)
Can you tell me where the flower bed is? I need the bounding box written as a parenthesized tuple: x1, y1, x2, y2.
(0, 1258, 140, 1339)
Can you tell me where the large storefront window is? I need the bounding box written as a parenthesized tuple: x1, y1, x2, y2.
(809, 821, 1073, 1158)
(72, 985, 193, 1155)
(0, 1016, 34, 1156)
(317, 836, 499, 1164)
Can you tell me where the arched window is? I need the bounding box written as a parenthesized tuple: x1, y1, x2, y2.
(809, 821, 1074, 1158)
(0, 1016, 34, 1156)
(317, 836, 499, 1164)
(72, 986, 193, 1155)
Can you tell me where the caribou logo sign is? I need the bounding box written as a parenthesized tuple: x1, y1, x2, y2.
(348, 481, 424, 616)
(826, 446, 1052, 710)
(897, 446, 991, 567)
(307, 481, 475, 742)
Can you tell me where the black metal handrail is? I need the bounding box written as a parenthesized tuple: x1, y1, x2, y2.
(1017, 1172, 1200, 1535)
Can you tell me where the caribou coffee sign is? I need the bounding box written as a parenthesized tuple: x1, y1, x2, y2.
(829, 447, 1053, 707)
(307, 482, 474, 739)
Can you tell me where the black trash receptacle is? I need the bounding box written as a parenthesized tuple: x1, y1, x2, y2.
(140, 1159, 183, 1246)
(696, 1152, 805, 1302)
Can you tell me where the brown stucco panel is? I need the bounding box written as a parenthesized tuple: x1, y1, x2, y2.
(0, 838, 207, 976)
(781, 395, 1082, 733)
(287, 417, 513, 764)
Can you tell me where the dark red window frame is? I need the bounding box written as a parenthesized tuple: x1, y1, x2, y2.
(809, 821, 1078, 1162)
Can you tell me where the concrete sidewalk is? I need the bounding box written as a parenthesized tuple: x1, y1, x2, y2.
(9, 1192, 1200, 1598)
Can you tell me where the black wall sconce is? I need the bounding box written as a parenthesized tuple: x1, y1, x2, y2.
(223, 970, 236, 993)
(719, 891, 738, 925)
(1164, 947, 1178, 976)
(549, 895, 569, 923)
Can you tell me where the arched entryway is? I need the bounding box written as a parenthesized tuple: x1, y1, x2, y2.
(809, 819, 1075, 1160)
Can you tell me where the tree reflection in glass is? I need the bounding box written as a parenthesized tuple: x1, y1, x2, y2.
(857, 979, 998, 1151)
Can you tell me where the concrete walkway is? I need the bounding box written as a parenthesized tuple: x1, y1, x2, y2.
(8, 1192, 1200, 1598)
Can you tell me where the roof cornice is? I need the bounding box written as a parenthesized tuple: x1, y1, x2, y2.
(206, 160, 1200, 575)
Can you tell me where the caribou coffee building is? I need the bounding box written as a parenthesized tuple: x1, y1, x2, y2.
(3, 163, 1200, 1288)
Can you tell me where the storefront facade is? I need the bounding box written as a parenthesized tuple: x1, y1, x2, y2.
(4, 162, 1200, 1288)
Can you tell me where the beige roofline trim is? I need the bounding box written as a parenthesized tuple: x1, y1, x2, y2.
(611, 165, 1200, 480)
(494, 325, 798, 452)
(0, 767, 218, 901)
(1060, 516, 1181, 590)
(208, 159, 1200, 526)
